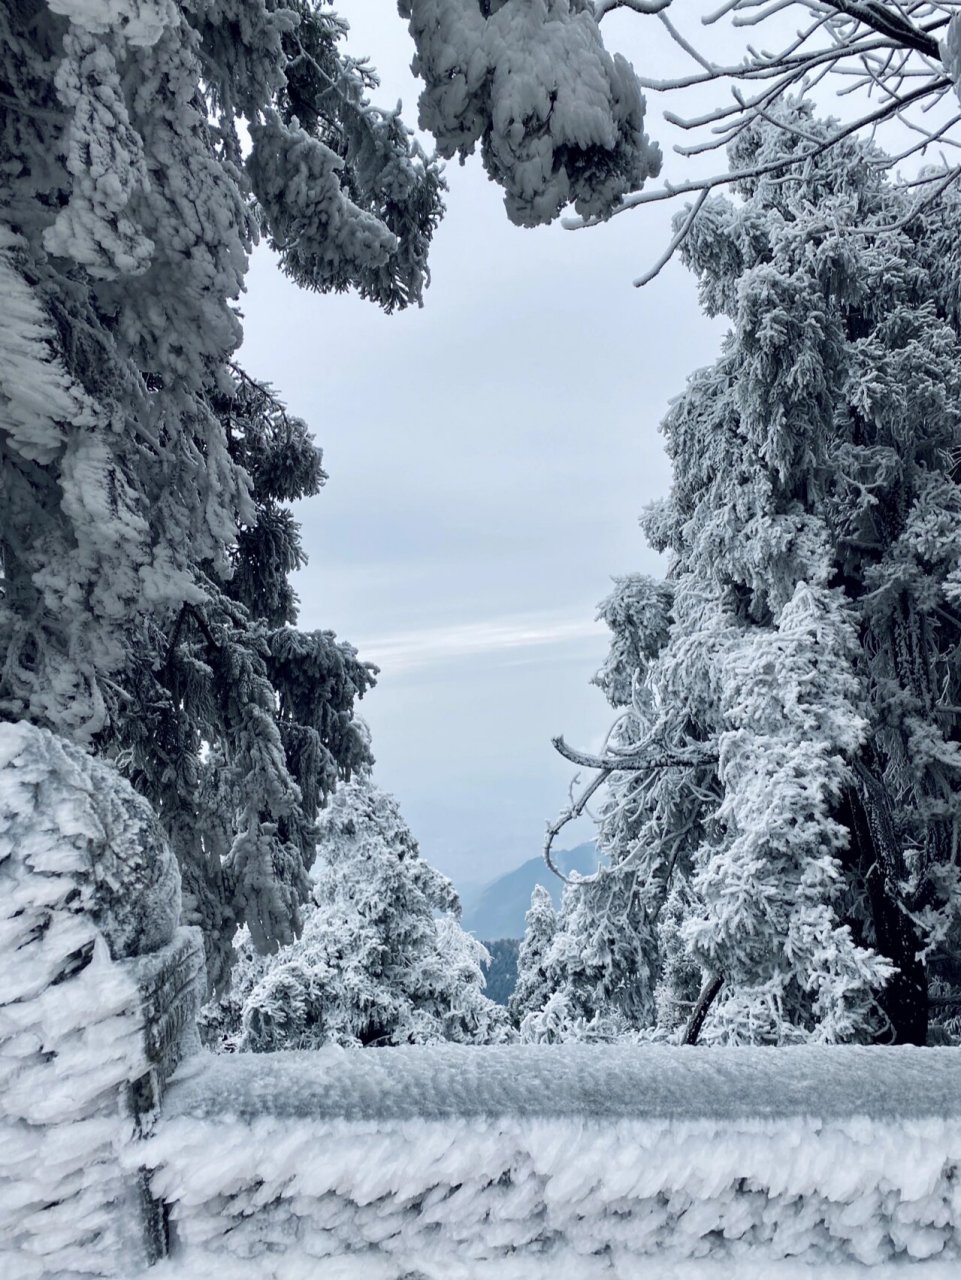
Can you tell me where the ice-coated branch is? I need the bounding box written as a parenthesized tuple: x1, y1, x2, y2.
(542, 731, 716, 885)
(633, 188, 709, 286)
(551, 734, 719, 772)
(543, 768, 610, 885)
(565, 0, 961, 276)
(594, 0, 672, 18)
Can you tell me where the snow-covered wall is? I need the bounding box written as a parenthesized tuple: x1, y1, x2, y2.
(0, 723, 204, 1279)
(146, 1043, 961, 1275)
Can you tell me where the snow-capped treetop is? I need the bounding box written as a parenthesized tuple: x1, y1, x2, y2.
(509, 885, 557, 1029)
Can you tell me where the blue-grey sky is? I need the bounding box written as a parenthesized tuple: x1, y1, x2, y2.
(239, 6, 726, 890)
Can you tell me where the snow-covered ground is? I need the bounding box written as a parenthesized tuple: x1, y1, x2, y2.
(138, 1044, 961, 1274)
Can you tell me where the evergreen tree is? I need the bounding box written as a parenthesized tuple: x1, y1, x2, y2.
(0, 1, 443, 982)
(547, 106, 961, 1045)
(235, 780, 511, 1049)
(480, 938, 520, 1006)
(510, 885, 557, 1031)
(114, 368, 377, 987)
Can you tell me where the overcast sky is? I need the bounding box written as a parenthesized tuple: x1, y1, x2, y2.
(240, 6, 728, 890)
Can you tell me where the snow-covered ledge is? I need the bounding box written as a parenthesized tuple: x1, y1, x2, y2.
(0, 723, 205, 1279)
(145, 1042, 961, 1274)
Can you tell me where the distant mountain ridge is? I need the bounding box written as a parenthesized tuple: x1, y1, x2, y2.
(461, 842, 597, 940)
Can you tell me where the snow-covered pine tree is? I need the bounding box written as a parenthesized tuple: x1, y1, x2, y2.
(546, 106, 961, 1046)
(0, 0, 444, 983)
(114, 367, 376, 986)
(509, 885, 557, 1030)
(231, 780, 511, 1049)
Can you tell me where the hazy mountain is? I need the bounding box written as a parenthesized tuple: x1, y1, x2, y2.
(462, 842, 597, 940)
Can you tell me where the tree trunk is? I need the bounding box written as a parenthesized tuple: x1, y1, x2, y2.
(841, 765, 928, 1045)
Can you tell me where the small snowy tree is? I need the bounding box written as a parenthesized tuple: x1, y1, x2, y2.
(233, 781, 511, 1049)
(509, 885, 557, 1029)
(548, 107, 961, 1045)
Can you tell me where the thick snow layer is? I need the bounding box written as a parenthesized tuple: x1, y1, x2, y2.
(161, 1042, 961, 1121)
(143, 1258, 961, 1280)
(142, 1044, 961, 1271)
(0, 722, 203, 1278)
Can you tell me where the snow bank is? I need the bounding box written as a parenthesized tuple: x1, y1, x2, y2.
(0, 723, 204, 1278)
(145, 1043, 961, 1272)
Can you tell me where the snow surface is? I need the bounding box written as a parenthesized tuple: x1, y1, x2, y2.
(162, 1042, 961, 1122)
(142, 1258, 961, 1280)
(141, 1044, 961, 1272)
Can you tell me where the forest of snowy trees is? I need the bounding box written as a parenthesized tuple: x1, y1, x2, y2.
(7, 0, 961, 1078)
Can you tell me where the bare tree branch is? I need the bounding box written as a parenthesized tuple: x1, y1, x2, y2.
(682, 973, 725, 1044)
(543, 768, 611, 884)
(573, 0, 961, 277)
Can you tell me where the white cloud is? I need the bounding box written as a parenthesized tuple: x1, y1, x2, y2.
(358, 612, 607, 673)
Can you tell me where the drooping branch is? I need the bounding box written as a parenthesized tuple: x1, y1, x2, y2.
(551, 734, 718, 772)
(544, 733, 718, 883)
(543, 767, 611, 884)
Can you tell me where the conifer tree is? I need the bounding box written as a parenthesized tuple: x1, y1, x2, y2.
(235, 781, 511, 1049)
(0, 0, 443, 982)
(547, 107, 961, 1045)
(509, 885, 557, 1031)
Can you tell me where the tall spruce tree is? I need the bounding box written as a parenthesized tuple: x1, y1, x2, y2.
(538, 106, 961, 1046)
(510, 885, 557, 1032)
